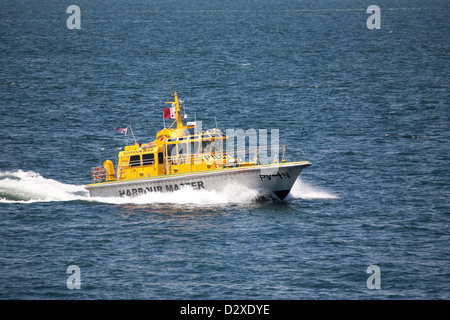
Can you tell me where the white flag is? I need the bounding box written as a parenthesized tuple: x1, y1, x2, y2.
(170, 103, 176, 119)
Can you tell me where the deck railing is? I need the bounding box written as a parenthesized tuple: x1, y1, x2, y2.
(92, 145, 289, 182)
(166, 144, 288, 166)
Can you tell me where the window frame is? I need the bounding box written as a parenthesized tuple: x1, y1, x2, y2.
(142, 153, 155, 166)
(129, 155, 141, 167)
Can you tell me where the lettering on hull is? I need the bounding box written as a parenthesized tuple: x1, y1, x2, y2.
(118, 181, 205, 197)
(259, 171, 290, 181)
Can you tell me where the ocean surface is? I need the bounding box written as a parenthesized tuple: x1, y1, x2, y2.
(0, 0, 449, 300)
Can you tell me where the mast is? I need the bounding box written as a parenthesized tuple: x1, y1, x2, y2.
(174, 92, 183, 129)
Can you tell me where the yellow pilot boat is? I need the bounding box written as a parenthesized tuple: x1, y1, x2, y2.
(86, 91, 311, 200)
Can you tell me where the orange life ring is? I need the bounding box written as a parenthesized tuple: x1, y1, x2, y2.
(94, 167, 105, 180)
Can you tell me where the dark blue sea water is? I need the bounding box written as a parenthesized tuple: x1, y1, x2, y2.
(0, 0, 449, 300)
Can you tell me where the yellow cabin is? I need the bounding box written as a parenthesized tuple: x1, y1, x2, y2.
(91, 91, 263, 184)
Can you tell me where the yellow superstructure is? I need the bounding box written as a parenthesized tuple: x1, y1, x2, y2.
(91, 92, 269, 184)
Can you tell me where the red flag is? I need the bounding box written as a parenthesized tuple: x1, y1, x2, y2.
(163, 108, 171, 119)
(164, 106, 176, 119)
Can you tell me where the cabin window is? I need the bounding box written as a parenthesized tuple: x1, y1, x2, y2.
(222, 138, 227, 153)
(178, 142, 188, 156)
(129, 155, 141, 167)
(158, 152, 163, 164)
(167, 144, 176, 157)
(211, 138, 222, 153)
(142, 153, 155, 166)
(202, 139, 211, 154)
(190, 140, 200, 155)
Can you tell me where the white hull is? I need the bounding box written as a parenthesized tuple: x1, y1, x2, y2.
(86, 162, 311, 201)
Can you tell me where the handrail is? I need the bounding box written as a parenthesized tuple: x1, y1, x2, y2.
(119, 145, 287, 168)
(93, 145, 289, 183)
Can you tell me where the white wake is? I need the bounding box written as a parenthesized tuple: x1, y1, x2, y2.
(0, 170, 337, 205)
(0, 170, 87, 203)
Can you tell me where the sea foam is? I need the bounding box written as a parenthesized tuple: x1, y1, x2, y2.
(0, 170, 337, 204)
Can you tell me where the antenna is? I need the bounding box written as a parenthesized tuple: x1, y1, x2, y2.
(163, 111, 166, 128)
(98, 148, 105, 166)
(182, 99, 187, 120)
(215, 116, 218, 129)
(169, 76, 174, 97)
(128, 124, 137, 145)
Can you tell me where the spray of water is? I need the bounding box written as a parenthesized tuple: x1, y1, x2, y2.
(0, 170, 87, 203)
(0, 170, 337, 205)
(287, 177, 339, 200)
